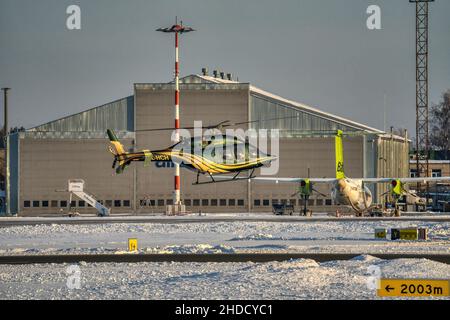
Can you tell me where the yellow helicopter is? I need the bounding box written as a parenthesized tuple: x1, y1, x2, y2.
(107, 118, 286, 184)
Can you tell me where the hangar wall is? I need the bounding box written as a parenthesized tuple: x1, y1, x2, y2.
(6, 75, 410, 216)
(251, 136, 364, 211)
(18, 137, 135, 216)
(134, 83, 250, 213)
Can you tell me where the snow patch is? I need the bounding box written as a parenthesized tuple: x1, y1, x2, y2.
(229, 233, 284, 241)
(350, 255, 382, 262)
(2, 257, 448, 299)
(145, 244, 235, 254)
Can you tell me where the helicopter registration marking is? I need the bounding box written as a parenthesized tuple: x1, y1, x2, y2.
(152, 154, 170, 161)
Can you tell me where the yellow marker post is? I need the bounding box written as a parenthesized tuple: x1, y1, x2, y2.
(128, 238, 138, 252)
(378, 279, 449, 297)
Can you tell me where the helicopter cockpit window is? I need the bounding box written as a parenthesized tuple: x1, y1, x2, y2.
(222, 145, 236, 163)
(189, 134, 262, 164)
(248, 144, 259, 160)
(236, 148, 246, 162)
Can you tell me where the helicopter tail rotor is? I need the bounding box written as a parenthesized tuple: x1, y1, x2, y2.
(107, 129, 131, 174)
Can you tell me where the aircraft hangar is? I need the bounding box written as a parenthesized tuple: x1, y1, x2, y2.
(6, 72, 409, 216)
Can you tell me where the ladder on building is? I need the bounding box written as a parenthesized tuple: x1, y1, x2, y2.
(67, 179, 110, 217)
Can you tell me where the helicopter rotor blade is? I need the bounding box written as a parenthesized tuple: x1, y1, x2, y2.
(135, 116, 380, 137)
(215, 117, 379, 137)
(233, 116, 300, 126)
(136, 120, 232, 132)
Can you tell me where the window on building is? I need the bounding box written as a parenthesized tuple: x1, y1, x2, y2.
(98, 200, 104, 205)
(184, 199, 192, 206)
(316, 199, 323, 206)
(263, 199, 270, 206)
(114, 200, 121, 207)
(210, 199, 218, 206)
(105, 200, 113, 207)
(237, 199, 245, 206)
(299, 199, 304, 206)
(325, 199, 333, 206)
(228, 199, 236, 206)
(157, 199, 165, 206)
(281, 199, 288, 204)
(140, 200, 147, 207)
(432, 169, 442, 178)
(308, 199, 315, 206)
(24, 201, 31, 208)
(60, 200, 68, 207)
(33, 201, 40, 208)
(202, 199, 209, 206)
(193, 199, 200, 206)
(166, 199, 173, 205)
(70, 200, 76, 207)
(272, 199, 279, 205)
(42, 201, 49, 208)
(123, 200, 130, 207)
(220, 199, 227, 206)
(51, 200, 58, 208)
(78, 200, 85, 207)
(254, 199, 261, 206)
(289, 199, 296, 205)
(410, 169, 418, 178)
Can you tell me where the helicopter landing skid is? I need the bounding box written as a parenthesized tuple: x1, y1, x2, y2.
(193, 170, 256, 185)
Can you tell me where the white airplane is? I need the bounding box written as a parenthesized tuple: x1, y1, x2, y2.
(252, 130, 450, 216)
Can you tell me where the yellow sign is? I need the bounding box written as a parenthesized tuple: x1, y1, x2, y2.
(378, 279, 449, 297)
(128, 238, 138, 252)
(375, 229, 387, 239)
(399, 229, 418, 240)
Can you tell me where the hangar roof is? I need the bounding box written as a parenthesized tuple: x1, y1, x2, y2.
(23, 74, 391, 138)
(190, 74, 383, 134)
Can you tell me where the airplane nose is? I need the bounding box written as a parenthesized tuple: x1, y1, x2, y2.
(338, 179, 347, 191)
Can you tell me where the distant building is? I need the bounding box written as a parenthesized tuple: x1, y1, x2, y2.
(409, 160, 450, 179)
(6, 72, 409, 216)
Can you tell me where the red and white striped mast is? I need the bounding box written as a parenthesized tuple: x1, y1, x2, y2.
(157, 18, 195, 206)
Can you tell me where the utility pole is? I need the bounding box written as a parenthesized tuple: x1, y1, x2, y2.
(410, 0, 434, 199)
(2, 87, 10, 214)
(157, 18, 195, 214)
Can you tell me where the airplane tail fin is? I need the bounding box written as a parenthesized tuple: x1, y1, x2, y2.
(107, 129, 130, 174)
(335, 130, 345, 179)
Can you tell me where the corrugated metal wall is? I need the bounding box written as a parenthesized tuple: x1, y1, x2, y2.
(29, 96, 134, 133)
(250, 94, 359, 136)
(376, 135, 410, 203)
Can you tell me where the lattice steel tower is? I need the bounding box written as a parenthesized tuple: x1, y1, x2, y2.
(410, 0, 433, 188)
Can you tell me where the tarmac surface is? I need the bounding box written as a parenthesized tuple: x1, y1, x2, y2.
(1, 213, 450, 226)
(1, 253, 449, 264)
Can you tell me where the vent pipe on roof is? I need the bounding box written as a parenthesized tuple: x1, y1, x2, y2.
(226, 73, 232, 81)
(201, 67, 208, 76)
(213, 70, 218, 78)
(220, 72, 225, 79)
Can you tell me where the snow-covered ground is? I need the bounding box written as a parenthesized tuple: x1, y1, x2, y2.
(0, 220, 448, 255)
(0, 219, 448, 300)
(0, 255, 449, 300)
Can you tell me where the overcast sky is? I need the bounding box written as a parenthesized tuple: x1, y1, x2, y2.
(0, 0, 449, 134)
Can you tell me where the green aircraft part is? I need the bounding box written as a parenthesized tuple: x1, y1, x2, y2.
(391, 179, 403, 197)
(300, 179, 312, 196)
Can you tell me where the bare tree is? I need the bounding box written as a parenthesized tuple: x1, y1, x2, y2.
(430, 90, 450, 160)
